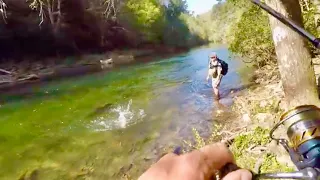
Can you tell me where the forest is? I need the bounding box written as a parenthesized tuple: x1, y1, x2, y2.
(195, 0, 320, 67)
(1, 0, 319, 68)
(0, 0, 208, 61)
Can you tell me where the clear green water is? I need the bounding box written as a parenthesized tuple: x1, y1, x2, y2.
(0, 46, 252, 180)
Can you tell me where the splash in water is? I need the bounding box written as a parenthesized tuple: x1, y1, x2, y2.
(89, 99, 146, 131)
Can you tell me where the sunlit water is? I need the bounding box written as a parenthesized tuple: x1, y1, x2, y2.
(0, 45, 252, 180)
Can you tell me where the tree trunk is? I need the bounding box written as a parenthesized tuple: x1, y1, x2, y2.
(46, 0, 54, 25)
(265, 0, 320, 109)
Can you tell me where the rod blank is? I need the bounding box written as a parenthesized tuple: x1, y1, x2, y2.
(250, 0, 320, 48)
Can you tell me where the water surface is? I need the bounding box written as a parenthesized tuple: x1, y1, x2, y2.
(0, 45, 252, 180)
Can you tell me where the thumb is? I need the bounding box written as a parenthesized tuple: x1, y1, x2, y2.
(222, 169, 253, 180)
(199, 143, 235, 171)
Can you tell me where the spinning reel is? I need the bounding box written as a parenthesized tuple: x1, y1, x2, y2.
(256, 105, 320, 179)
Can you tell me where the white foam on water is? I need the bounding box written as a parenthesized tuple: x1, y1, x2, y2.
(89, 99, 146, 131)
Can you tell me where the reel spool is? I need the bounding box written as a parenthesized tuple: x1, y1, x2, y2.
(270, 105, 320, 170)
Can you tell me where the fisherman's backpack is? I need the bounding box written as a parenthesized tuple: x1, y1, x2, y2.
(218, 59, 228, 76)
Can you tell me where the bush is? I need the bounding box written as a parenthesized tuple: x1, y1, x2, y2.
(300, 1, 320, 55)
(228, 4, 276, 67)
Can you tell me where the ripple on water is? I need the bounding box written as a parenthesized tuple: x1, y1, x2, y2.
(88, 99, 147, 131)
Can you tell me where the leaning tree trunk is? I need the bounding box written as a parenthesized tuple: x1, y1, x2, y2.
(265, 0, 320, 109)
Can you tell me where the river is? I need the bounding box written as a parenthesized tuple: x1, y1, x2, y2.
(0, 45, 253, 180)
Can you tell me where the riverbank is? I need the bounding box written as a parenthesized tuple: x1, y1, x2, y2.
(0, 45, 189, 91)
(226, 65, 296, 174)
(208, 56, 320, 175)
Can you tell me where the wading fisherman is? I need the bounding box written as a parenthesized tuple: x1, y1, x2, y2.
(206, 52, 227, 100)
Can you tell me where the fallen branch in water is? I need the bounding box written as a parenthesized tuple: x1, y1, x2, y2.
(17, 74, 39, 81)
(0, 68, 13, 75)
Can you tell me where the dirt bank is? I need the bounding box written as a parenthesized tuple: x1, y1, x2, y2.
(215, 56, 320, 174)
(0, 46, 189, 93)
(226, 66, 296, 174)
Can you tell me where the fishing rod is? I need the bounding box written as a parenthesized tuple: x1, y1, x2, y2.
(249, 0, 320, 179)
(251, 0, 320, 49)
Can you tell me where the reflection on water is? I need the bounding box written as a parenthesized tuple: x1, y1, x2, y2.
(0, 45, 252, 180)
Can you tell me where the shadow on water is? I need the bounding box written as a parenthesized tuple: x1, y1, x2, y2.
(0, 45, 254, 180)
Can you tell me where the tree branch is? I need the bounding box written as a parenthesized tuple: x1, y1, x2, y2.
(47, 0, 54, 25)
(103, 0, 120, 18)
(38, 1, 45, 26)
(0, 0, 7, 24)
(0, 68, 14, 75)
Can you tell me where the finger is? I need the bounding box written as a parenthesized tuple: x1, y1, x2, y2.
(179, 143, 235, 180)
(157, 152, 179, 164)
(222, 169, 253, 180)
(220, 163, 241, 177)
(199, 143, 235, 170)
(139, 153, 179, 180)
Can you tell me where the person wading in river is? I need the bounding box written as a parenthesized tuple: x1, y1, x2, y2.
(206, 52, 226, 100)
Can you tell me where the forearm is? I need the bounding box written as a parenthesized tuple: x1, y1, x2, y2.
(214, 71, 223, 85)
(217, 73, 222, 82)
(217, 68, 223, 81)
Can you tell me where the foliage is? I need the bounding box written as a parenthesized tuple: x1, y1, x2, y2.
(228, 3, 276, 67)
(300, 0, 320, 55)
(166, 0, 189, 17)
(182, 124, 223, 150)
(0, 0, 208, 59)
(194, 1, 246, 44)
(117, 0, 206, 47)
(260, 153, 295, 173)
(231, 126, 270, 157)
(192, 0, 275, 66)
(199, 0, 320, 67)
(120, 0, 165, 43)
(5, 0, 320, 59)
(162, 0, 208, 47)
(180, 14, 211, 45)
